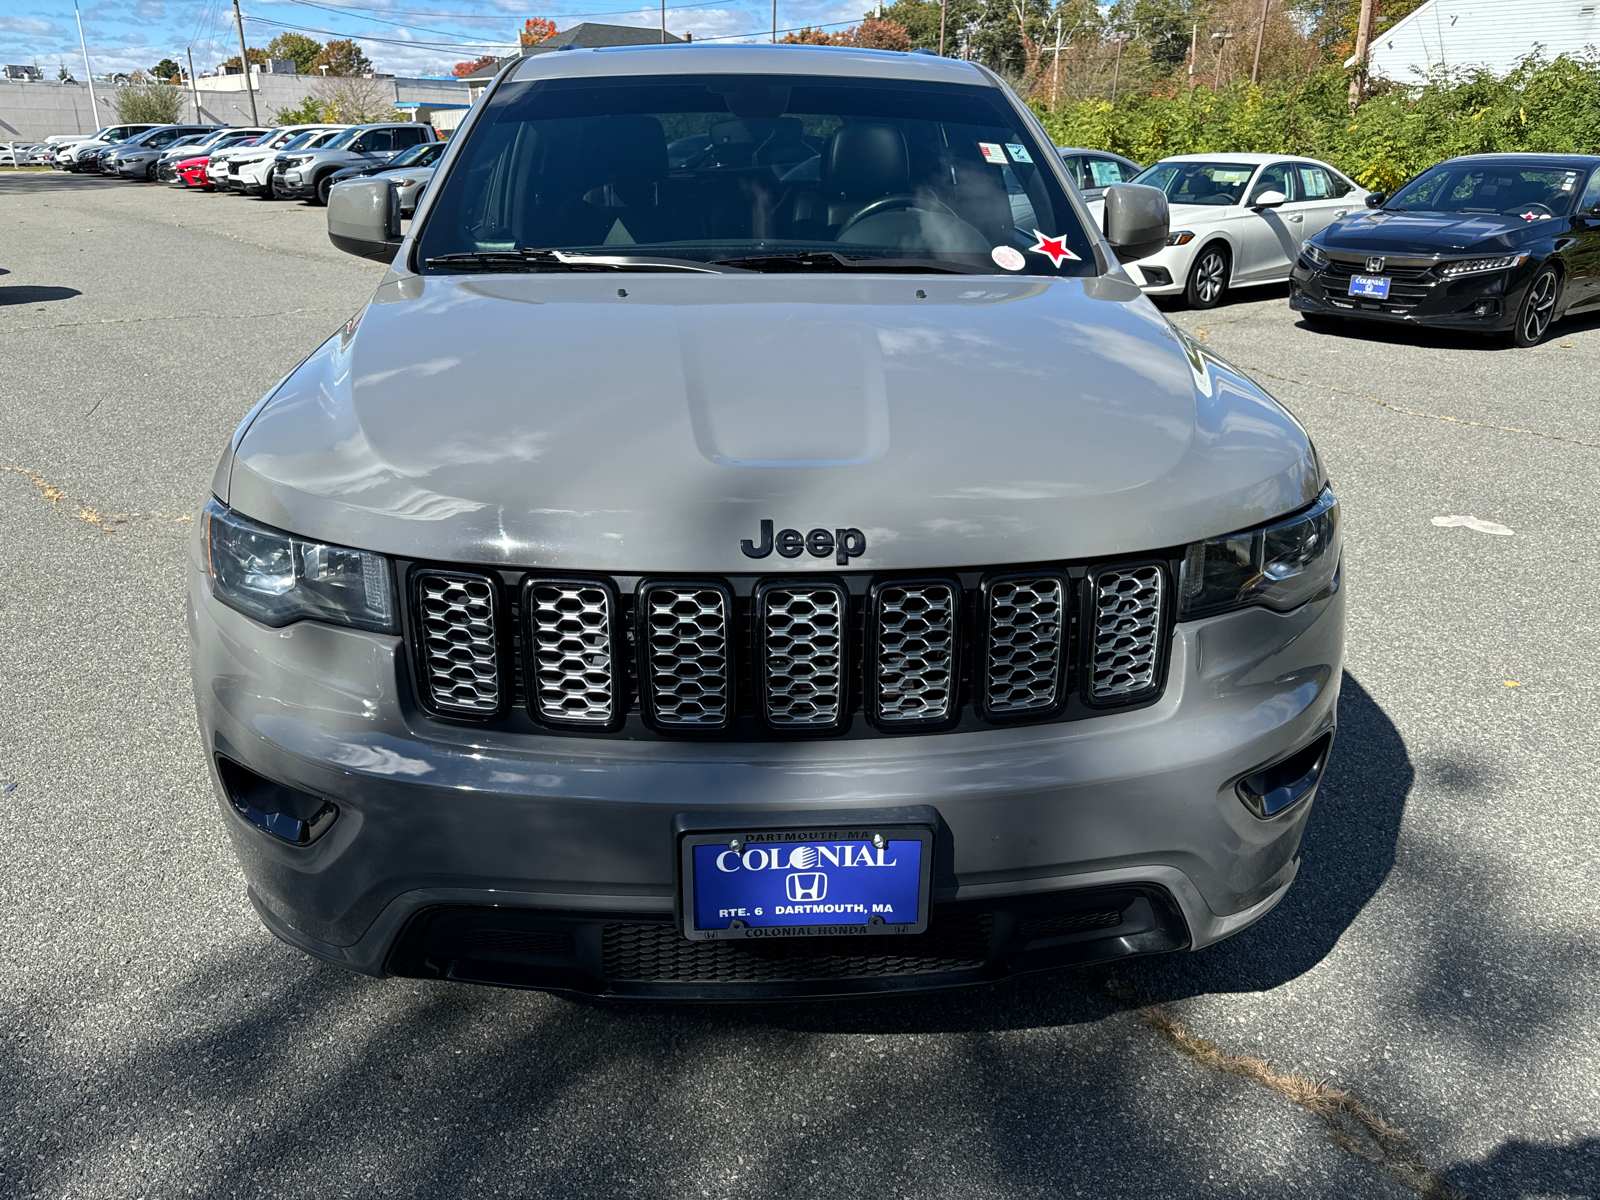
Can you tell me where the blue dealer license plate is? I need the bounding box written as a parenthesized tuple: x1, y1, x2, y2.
(1348, 274, 1390, 299)
(680, 824, 934, 941)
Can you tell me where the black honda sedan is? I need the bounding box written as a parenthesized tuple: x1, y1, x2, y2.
(1289, 153, 1600, 346)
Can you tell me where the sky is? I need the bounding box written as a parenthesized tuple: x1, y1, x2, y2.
(0, 0, 882, 80)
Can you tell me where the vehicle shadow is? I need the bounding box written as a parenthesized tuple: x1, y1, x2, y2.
(1152, 282, 1292, 314)
(1445, 1135, 1600, 1199)
(0, 285, 81, 305)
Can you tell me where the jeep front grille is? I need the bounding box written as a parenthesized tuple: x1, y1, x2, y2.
(640, 583, 732, 730)
(871, 581, 957, 726)
(1089, 565, 1165, 702)
(414, 571, 502, 716)
(983, 575, 1067, 717)
(405, 559, 1173, 738)
(758, 583, 846, 730)
(525, 579, 617, 727)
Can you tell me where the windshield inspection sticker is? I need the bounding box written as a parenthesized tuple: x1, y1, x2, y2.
(1027, 230, 1080, 267)
(991, 245, 1026, 271)
(1005, 143, 1033, 164)
(978, 142, 1008, 164)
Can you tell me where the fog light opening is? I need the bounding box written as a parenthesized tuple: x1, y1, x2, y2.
(216, 757, 338, 845)
(1236, 732, 1333, 819)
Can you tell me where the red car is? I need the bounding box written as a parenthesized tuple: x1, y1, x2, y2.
(173, 155, 215, 190)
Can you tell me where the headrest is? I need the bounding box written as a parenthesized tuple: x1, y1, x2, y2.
(823, 124, 910, 199)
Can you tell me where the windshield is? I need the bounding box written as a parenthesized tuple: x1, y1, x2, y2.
(1133, 160, 1256, 206)
(418, 73, 1094, 275)
(388, 142, 442, 168)
(279, 131, 323, 152)
(325, 127, 362, 150)
(1387, 162, 1585, 215)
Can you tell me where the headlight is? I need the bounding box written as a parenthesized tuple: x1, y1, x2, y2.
(1438, 253, 1529, 278)
(203, 499, 395, 632)
(1178, 488, 1340, 620)
(1301, 242, 1328, 268)
(1167, 231, 1195, 246)
(285, 155, 313, 167)
(389, 176, 416, 187)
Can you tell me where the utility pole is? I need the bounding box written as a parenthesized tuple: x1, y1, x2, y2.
(232, 0, 258, 125)
(73, 0, 99, 127)
(1348, 0, 1376, 109)
(1251, 0, 1269, 84)
(939, 0, 947, 56)
(660, 0, 666, 42)
(771, 0, 776, 42)
(1189, 22, 1197, 88)
(1110, 28, 1130, 106)
(186, 46, 202, 123)
(1211, 27, 1235, 90)
(1051, 15, 1063, 107)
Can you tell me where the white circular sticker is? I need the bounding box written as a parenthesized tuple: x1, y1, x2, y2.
(991, 245, 1026, 272)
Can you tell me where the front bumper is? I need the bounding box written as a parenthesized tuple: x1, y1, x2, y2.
(189, 536, 1344, 999)
(274, 172, 316, 199)
(1289, 259, 1525, 330)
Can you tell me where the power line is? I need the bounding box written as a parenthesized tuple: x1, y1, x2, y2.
(281, 0, 737, 21)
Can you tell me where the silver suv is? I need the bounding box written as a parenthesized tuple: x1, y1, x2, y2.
(192, 46, 1343, 1002)
(273, 122, 436, 205)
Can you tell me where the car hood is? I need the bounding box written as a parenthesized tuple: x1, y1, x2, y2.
(1320, 208, 1558, 253)
(226, 272, 1321, 571)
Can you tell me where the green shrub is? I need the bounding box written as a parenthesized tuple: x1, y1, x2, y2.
(113, 81, 184, 125)
(1033, 52, 1600, 191)
(272, 95, 327, 125)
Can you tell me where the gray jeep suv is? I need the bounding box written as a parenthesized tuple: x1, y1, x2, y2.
(191, 45, 1343, 1001)
(273, 122, 436, 205)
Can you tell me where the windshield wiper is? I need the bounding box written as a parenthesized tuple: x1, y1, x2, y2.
(423, 248, 735, 273)
(708, 250, 986, 274)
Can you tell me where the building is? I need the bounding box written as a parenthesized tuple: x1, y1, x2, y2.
(1356, 0, 1600, 85)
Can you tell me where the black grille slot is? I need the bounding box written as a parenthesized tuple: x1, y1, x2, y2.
(1015, 909, 1123, 939)
(1089, 565, 1165, 701)
(982, 574, 1068, 718)
(413, 571, 502, 716)
(640, 583, 732, 730)
(870, 580, 958, 727)
(524, 578, 618, 728)
(757, 582, 847, 731)
(602, 915, 992, 982)
(457, 929, 576, 957)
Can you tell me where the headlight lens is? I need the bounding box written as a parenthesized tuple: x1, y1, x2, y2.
(1167, 230, 1195, 246)
(1301, 242, 1328, 268)
(1438, 253, 1529, 278)
(203, 499, 395, 632)
(1178, 488, 1340, 620)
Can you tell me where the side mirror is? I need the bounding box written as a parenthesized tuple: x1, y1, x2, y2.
(1101, 183, 1170, 263)
(327, 177, 402, 263)
(1365, 191, 1387, 208)
(1251, 189, 1288, 209)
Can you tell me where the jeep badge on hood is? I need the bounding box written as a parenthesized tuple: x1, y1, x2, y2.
(741, 520, 866, 566)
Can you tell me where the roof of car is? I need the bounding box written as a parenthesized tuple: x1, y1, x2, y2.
(510, 42, 991, 85)
(1153, 152, 1321, 165)
(1438, 152, 1600, 167)
(1056, 147, 1138, 161)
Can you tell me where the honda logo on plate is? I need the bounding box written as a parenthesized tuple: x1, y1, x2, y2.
(1366, 256, 1385, 273)
(786, 872, 827, 902)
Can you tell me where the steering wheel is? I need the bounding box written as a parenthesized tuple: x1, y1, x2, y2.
(836, 193, 925, 237)
(1517, 202, 1555, 217)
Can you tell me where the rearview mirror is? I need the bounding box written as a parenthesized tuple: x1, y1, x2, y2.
(327, 178, 402, 263)
(1101, 183, 1169, 263)
(1365, 192, 1387, 208)
(1251, 190, 1288, 209)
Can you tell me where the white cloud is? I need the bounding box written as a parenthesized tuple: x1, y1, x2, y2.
(0, 17, 62, 36)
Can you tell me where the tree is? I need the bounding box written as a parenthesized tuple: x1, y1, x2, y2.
(113, 80, 184, 123)
(149, 58, 181, 82)
(453, 54, 500, 77)
(221, 47, 267, 72)
(520, 18, 557, 46)
(266, 33, 324, 75)
(852, 18, 913, 49)
(309, 38, 373, 77)
(313, 75, 398, 123)
(57, 63, 74, 83)
(271, 95, 326, 124)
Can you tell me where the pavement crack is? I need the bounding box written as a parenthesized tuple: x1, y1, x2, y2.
(0, 465, 194, 533)
(1095, 973, 1464, 1199)
(1241, 364, 1600, 449)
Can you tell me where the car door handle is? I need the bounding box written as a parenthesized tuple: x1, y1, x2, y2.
(1288, 214, 1303, 223)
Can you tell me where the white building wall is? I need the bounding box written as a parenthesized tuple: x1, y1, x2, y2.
(1366, 0, 1600, 85)
(0, 75, 468, 141)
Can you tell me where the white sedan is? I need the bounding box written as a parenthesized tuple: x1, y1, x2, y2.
(1089, 153, 1368, 308)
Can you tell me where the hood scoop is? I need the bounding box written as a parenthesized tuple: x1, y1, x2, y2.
(680, 310, 889, 467)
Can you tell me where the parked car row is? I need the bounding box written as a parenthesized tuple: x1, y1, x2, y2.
(3, 141, 57, 166)
(46, 119, 442, 212)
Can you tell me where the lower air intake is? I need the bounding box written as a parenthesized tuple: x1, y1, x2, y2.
(414, 572, 501, 715)
(602, 915, 992, 982)
(1090, 565, 1165, 701)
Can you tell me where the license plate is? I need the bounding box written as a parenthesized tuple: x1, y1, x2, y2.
(679, 823, 934, 941)
(1349, 274, 1391, 299)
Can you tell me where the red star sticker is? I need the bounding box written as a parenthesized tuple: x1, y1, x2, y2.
(1028, 229, 1079, 267)
(1520, 211, 1544, 221)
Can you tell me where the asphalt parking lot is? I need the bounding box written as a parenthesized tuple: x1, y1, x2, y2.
(1, 171, 1596, 1200)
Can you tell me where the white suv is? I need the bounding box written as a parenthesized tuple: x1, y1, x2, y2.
(211, 125, 348, 192)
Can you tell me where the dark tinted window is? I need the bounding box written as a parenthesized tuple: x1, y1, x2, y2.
(418, 73, 1094, 276)
(393, 126, 428, 147)
(356, 129, 396, 153)
(1389, 162, 1585, 214)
